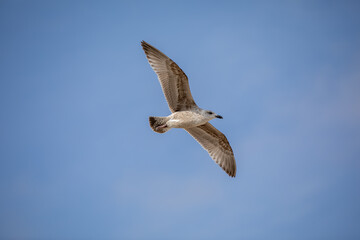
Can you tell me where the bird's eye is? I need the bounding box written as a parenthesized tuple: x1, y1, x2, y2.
(207, 111, 213, 115)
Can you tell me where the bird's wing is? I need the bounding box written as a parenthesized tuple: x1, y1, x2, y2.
(185, 123, 236, 177)
(141, 41, 198, 112)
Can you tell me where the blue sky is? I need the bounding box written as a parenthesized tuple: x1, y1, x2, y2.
(1, 1, 360, 239)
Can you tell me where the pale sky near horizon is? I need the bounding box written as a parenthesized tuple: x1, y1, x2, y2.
(1, 1, 360, 239)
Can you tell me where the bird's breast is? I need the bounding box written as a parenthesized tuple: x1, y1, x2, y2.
(167, 111, 208, 128)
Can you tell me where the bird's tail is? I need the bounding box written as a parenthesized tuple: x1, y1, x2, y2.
(149, 116, 169, 133)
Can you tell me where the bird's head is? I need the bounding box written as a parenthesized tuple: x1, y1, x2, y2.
(203, 110, 223, 120)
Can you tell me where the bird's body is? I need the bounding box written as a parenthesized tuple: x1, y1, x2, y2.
(152, 109, 216, 130)
(141, 41, 237, 177)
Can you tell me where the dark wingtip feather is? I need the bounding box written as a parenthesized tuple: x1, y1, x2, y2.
(140, 41, 156, 58)
(141, 40, 151, 50)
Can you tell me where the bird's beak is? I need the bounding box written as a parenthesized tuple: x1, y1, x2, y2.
(215, 115, 223, 119)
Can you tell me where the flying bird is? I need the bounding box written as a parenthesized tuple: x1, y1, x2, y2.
(141, 41, 236, 177)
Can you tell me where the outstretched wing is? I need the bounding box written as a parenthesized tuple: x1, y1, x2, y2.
(185, 123, 236, 177)
(141, 41, 198, 112)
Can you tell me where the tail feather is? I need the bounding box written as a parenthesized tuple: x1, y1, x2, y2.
(149, 116, 169, 133)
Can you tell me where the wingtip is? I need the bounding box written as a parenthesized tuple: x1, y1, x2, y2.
(227, 170, 236, 178)
(231, 168, 237, 178)
(140, 41, 152, 53)
(141, 40, 149, 47)
(219, 164, 236, 178)
(231, 169, 237, 178)
(218, 159, 236, 178)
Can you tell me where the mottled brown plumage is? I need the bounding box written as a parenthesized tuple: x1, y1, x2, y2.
(186, 123, 236, 177)
(141, 41, 197, 112)
(141, 41, 236, 177)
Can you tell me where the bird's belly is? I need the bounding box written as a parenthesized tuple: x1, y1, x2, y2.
(167, 111, 207, 128)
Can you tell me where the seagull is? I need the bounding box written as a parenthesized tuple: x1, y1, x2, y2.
(141, 41, 236, 177)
